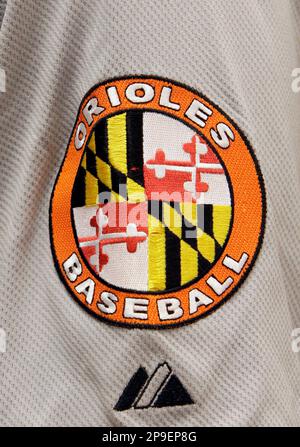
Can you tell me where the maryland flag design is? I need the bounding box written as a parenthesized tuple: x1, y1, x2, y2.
(50, 77, 266, 328)
(72, 111, 232, 292)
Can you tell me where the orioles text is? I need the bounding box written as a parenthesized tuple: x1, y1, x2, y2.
(74, 81, 235, 152)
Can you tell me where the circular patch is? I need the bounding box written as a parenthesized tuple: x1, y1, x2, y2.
(50, 76, 266, 328)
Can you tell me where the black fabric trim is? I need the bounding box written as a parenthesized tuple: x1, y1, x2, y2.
(126, 110, 144, 187)
(71, 166, 86, 208)
(114, 367, 148, 411)
(197, 251, 212, 278)
(94, 118, 108, 162)
(203, 204, 213, 237)
(86, 146, 97, 178)
(153, 373, 194, 408)
(165, 227, 181, 290)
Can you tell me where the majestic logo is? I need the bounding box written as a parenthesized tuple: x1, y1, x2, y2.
(50, 76, 266, 328)
(114, 362, 194, 411)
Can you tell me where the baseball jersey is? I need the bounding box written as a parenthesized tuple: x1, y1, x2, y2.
(0, 0, 300, 427)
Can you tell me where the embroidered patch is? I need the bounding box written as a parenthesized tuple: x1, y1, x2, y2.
(50, 76, 266, 328)
(114, 362, 194, 411)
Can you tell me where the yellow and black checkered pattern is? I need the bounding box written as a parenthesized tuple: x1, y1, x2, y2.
(72, 111, 145, 206)
(147, 201, 231, 291)
(72, 110, 232, 291)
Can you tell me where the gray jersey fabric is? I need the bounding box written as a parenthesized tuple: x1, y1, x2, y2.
(0, 1, 7, 29)
(0, 0, 300, 427)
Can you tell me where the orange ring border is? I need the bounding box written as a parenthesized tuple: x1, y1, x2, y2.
(72, 108, 235, 295)
(49, 76, 267, 329)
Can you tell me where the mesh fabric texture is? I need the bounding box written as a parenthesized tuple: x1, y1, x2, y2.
(0, 0, 300, 427)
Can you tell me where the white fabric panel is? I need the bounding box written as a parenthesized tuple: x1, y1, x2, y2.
(73, 205, 98, 239)
(143, 112, 195, 163)
(201, 173, 231, 205)
(100, 238, 148, 291)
